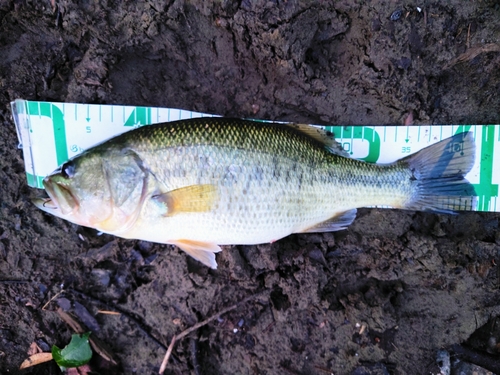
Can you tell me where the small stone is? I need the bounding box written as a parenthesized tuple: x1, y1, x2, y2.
(390, 9, 403, 21)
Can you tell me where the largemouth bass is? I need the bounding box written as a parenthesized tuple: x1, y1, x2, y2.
(34, 118, 476, 268)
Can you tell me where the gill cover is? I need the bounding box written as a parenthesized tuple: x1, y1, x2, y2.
(97, 149, 151, 232)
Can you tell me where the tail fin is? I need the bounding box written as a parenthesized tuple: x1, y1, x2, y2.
(404, 131, 477, 213)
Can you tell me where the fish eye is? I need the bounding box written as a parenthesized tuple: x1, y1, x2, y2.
(61, 161, 75, 179)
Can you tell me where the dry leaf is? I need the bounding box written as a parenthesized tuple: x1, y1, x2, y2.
(19, 352, 53, 369)
(27, 342, 43, 356)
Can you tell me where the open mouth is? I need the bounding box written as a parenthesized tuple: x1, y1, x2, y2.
(43, 177, 78, 215)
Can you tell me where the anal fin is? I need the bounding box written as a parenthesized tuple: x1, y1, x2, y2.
(170, 239, 222, 269)
(298, 209, 357, 233)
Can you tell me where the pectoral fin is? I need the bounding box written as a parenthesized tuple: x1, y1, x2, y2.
(154, 184, 218, 216)
(298, 209, 357, 233)
(170, 239, 222, 269)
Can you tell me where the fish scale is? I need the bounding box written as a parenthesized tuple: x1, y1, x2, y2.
(120, 120, 393, 236)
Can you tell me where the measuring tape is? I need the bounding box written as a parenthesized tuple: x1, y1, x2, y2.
(11, 99, 500, 212)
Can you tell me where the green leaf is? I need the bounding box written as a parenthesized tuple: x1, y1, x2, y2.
(52, 332, 92, 370)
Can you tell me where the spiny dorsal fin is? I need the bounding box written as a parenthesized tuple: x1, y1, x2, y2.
(286, 123, 350, 157)
(153, 184, 219, 216)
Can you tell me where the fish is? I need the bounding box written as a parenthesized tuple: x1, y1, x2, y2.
(33, 118, 477, 269)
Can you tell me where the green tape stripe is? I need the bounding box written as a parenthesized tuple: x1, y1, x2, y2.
(475, 126, 498, 211)
(455, 125, 498, 211)
(27, 101, 68, 166)
(26, 172, 45, 189)
(124, 107, 152, 126)
(325, 126, 381, 162)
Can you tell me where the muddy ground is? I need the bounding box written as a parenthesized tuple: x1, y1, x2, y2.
(1, 1, 500, 374)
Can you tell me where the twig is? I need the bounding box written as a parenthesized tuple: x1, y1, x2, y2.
(158, 290, 269, 374)
(263, 321, 276, 333)
(180, 291, 267, 342)
(444, 43, 500, 70)
(56, 308, 83, 333)
(467, 23, 471, 49)
(42, 289, 65, 310)
(96, 310, 121, 315)
(314, 365, 334, 374)
(159, 336, 176, 374)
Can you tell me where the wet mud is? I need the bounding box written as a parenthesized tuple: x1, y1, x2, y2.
(1, 1, 500, 374)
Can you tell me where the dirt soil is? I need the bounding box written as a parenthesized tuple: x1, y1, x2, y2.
(1, 1, 500, 374)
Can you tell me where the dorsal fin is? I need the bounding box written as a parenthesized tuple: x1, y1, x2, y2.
(285, 123, 350, 157)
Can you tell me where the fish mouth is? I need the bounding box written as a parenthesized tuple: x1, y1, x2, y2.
(42, 177, 78, 215)
(32, 197, 58, 212)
